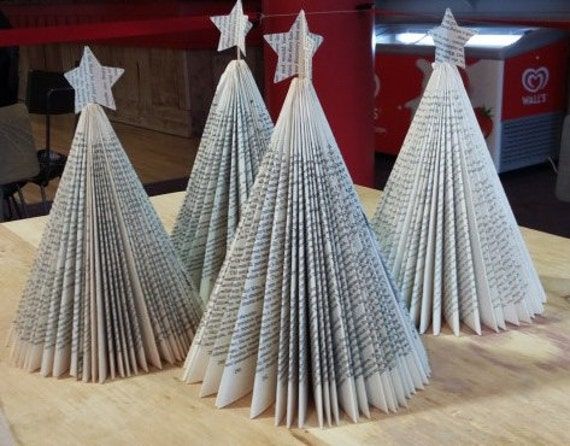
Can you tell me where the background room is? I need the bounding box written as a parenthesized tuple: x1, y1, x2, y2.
(1, 0, 570, 238)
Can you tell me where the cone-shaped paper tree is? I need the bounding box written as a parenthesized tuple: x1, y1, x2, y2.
(372, 9, 546, 336)
(181, 11, 430, 428)
(172, 0, 273, 304)
(9, 47, 203, 383)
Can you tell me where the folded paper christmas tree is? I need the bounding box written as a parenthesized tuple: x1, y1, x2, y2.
(9, 47, 203, 382)
(172, 0, 273, 304)
(372, 9, 546, 336)
(182, 11, 430, 428)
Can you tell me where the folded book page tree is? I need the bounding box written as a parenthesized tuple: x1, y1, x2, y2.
(9, 47, 203, 383)
(372, 9, 546, 336)
(182, 11, 430, 428)
(172, 0, 273, 304)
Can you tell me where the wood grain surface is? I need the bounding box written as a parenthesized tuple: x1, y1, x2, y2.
(0, 187, 569, 446)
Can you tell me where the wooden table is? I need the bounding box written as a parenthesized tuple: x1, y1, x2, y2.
(1, 187, 569, 446)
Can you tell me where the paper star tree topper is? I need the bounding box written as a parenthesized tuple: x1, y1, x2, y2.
(211, 0, 253, 56)
(264, 10, 323, 82)
(64, 46, 124, 114)
(429, 8, 476, 69)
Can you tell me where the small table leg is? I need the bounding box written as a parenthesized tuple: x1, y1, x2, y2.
(0, 188, 4, 222)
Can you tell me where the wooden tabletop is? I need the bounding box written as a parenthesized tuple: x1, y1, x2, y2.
(1, 186, 569, 446)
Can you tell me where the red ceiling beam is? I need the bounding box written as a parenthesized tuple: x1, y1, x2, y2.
(0, 1, 260, 28)
(0, 16, 212, 47)
(1, 4, 180, 27)
(0, 13, 263, 49)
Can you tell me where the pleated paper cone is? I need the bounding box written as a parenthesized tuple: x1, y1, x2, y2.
(181, 76, 430, 428)
(172, 59, 272, 304)
(10, 104, 203, 382)
(372, 62, 546, 336)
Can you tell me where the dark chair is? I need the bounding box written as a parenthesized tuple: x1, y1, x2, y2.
(0, 103, 40, 221)
(0, 10, 19, 108)
(25, 70, 75, 211)
(1, 181, 27, 220)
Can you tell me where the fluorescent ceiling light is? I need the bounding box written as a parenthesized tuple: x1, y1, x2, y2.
(391, 32, 523, 48)
(467, 34, 522, 47)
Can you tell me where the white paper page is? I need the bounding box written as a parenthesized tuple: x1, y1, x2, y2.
(182, 11, 430, 428)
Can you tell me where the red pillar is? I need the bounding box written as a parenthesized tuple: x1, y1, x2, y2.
(261, 0, 375, 187)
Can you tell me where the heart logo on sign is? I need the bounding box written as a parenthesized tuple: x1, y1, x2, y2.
(521, 67, 549, 93)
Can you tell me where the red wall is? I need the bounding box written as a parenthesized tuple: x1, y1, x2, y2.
(261, 0, 376, 186)
(502, 40, 568, 120)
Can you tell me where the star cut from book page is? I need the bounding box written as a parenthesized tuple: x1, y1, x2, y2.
(64, 46, 124, 114)
(429, 8, 476, 69)
(211, 0, 253, 56)
(264, 9, 323, 83)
